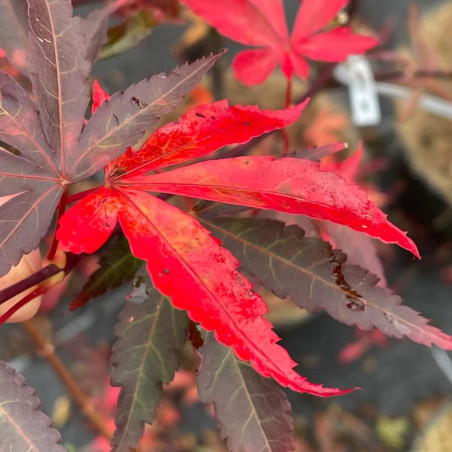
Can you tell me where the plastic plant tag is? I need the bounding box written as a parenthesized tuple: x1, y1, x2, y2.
(335, 55, 381, 126)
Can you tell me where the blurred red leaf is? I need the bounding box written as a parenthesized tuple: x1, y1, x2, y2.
(182, 0, 378, 84)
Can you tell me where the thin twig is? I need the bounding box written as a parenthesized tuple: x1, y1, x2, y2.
(297, 63, 337, 103)
(0, 253, 81, 306)
(347, 0, 360, 19)
(21, 319, 113, 441)
(284, 76, 293, 108)
(375, 69, 452, 81)
(47, 186, 69, 261)
(208, 28, 226, 100)
(0, 287, 47, 325)
(0, 265, 63, 306)
(281, 76, 293, 155)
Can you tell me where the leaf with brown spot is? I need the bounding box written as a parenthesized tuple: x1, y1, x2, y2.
(134, 157, 419, 257)
(69, 53, 223, 181)
(202, 217, 452, 349)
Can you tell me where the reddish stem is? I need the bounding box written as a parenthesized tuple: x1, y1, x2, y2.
(0, 286, 47, 325)
(184, 196, 195, 211)
(0, 264, 62, 306)
(285, 76, 293, 108)
(47, 185, 69, 261)
(281, 76, 293, 156)
(281, 130, 290, 156)
(21, 318, 113, 441)
(0, 253, 80, 307)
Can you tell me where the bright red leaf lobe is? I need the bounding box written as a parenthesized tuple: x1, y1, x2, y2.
(182, 0, 378, 84)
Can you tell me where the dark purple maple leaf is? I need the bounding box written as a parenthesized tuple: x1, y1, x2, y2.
(0, 0, 221, 277)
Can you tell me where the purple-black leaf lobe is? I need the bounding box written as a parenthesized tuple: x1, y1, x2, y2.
(0, 360, 65, 451)
(28, 0, 91, 167)
(0, 72, 53, 167)
(111, 277, 187, 451)
(0, 71, 62, 277)
(80, 0, 132, 62)
(71, 234, 144, 310)
(69, 52, 224, 181)
(0, 0, 29, 75)
(0, 168, 62, 277)
(80, 6, 109, 62)
(0, 67, 63, 276)
(203, 217, 452, 350)
(198, 332, 294, 452)
(1, 0, 90, 276)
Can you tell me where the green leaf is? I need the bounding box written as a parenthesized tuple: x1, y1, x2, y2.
(71, 234, 144, 310)
(197, 332, 294, 452)
(100, 8, 157, 60)
(0, 361, 65, 452)
(202, 216, 452, 350)
(111, 276, 188, 451)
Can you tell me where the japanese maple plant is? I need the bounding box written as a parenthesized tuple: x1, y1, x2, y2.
(0, 0, 451, 450)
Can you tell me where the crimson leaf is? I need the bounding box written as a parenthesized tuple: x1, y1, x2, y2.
(111, 100, 307, 178)
(59, 186, 351, 395)
(111, 277, 187, 451)
(132, 156, 419, 256)
(182, 0, 378, 84)
(69, 52, 224, 181)
(198, 331, 294, 452)
(117, 190, 348, 396)
(0, 361, 65, 451)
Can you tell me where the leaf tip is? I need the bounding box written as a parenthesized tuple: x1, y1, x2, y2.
(313, 384, 360, 397)
(293, 98, 310, 115)
(404, 235, 421, 259)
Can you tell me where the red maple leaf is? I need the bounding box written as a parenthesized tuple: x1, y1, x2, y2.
(58, 82, 417, 396)
(181, 0, 379, 85)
